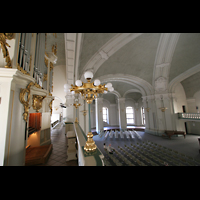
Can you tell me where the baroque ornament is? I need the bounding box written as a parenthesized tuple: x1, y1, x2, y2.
(20, 82, 46, 122)
(19, 82, 35, 122)
(155, 76, 167, 93)
(0, 33, 14, 68)
(32, 95, 46, 112)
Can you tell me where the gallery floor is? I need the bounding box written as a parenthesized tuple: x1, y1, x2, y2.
(43, 123, 78, 166)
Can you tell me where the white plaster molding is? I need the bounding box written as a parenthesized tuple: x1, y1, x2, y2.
(142, 93, 175, 102)
(152, 33, 180, 86)
(123, 89, 142, 98)
(154, 76, 168, 93)
(99, 50, 109, 60)
(79, 33, 143, 80)
(168, 63, 200, 93)
(64, 33, 77, 85)
(155, 62, 170, 68)
(74, 33, 83, 81)
(102, 98, 110, 105)
(96, 73, 154, 96)
(109, 90, 121, 98)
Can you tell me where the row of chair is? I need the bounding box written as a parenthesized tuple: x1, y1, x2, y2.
(128, 141, 200, 166)
(99, 129, 142, 140)
(102, 140, 200, 166)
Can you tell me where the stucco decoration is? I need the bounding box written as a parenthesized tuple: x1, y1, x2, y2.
(154, 76, 167, 93)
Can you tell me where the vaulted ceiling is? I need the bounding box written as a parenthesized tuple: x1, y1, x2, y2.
(50, 33, 200, 104)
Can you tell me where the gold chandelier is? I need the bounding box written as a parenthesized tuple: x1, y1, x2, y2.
(70, 71, 114, 104)
(68, 71, 114, 152)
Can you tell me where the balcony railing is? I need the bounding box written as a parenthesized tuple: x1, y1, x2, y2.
(178, 113, 200, 120)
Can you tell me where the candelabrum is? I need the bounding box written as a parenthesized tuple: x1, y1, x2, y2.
(159, 107, 168, 112)
(67, 71, 114, 152)
(73, 99, 82, 123)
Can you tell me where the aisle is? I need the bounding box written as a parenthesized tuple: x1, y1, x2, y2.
(44, 123, 78, 166)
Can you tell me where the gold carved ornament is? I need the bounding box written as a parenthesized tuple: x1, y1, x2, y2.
(43, 74, 47, 82)
(159, 107, 168, 112)
(20, 82, 46, 122)
(32, 95, 46, 112)
(70, 73, 110, 152)
(145, 107, 150, 112)
(49, 98, 54, 115)
(17, 63, 30, 76)
(0, 33, 14, 68)
(19, 82, 35, 122)
(70, 80, 108, 104)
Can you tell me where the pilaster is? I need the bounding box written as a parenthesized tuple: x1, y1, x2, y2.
(143, 93, 177, 136)
(118, 98, 126, 130)
(95, 97, 103, 133)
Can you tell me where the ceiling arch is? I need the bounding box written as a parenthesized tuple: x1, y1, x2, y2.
(79, 33, 143, 80)
(125, 92, 142, 102)
(123, 89, 142, 98)
(152, 33, 180, 88)
(97, 73, 154, 96)
(102, 93, 119, 104)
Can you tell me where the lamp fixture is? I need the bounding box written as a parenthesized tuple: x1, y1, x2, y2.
(70, 71, 113, 104)
(159, 107, 168, 112)
(69, 71, 114, 152)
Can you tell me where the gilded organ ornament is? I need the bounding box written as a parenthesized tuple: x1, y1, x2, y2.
(0, 33, 14, 68)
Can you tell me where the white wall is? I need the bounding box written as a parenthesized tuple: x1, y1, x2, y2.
(187, 90, 200, 135)
(109, 104, 119, 126)
(194, 90, 200, 112)
(52, 65, 66, 118)
(90, 97, 144, 128)
(173, 83, 188, 132)
(173, 83, 188, 113)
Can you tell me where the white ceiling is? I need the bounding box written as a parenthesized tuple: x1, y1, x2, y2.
(49, 33, 200, 103)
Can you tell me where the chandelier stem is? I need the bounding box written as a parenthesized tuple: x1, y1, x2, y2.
(88, 103, 91, 132)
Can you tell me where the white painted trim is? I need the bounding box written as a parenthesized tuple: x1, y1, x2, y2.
(152, 33, 180, 88)
(64, 33, 77, 85)
(96, 73, 154, 96)
(123, 89, 142, 98)
(74, 33, 83, 81)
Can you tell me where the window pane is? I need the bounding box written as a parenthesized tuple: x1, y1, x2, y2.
(127, 119, 134, 124)
(126, 114, 133, 118)
(102, 107, 108, 122)
(126, 108, 133, 113)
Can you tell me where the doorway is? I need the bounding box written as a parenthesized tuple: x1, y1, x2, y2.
(182, 105, 186, 113)
(182, 105, 188, 134)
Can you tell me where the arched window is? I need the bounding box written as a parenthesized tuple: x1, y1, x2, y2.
(142, 107, 145, 125)
(102, 107, 108, 123)
(126, 107, 134, 124)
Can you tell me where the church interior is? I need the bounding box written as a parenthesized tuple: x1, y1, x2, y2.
(0, 33, 200, 166)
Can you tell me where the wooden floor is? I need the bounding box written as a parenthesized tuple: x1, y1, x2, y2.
(25, 144, 53, 166)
